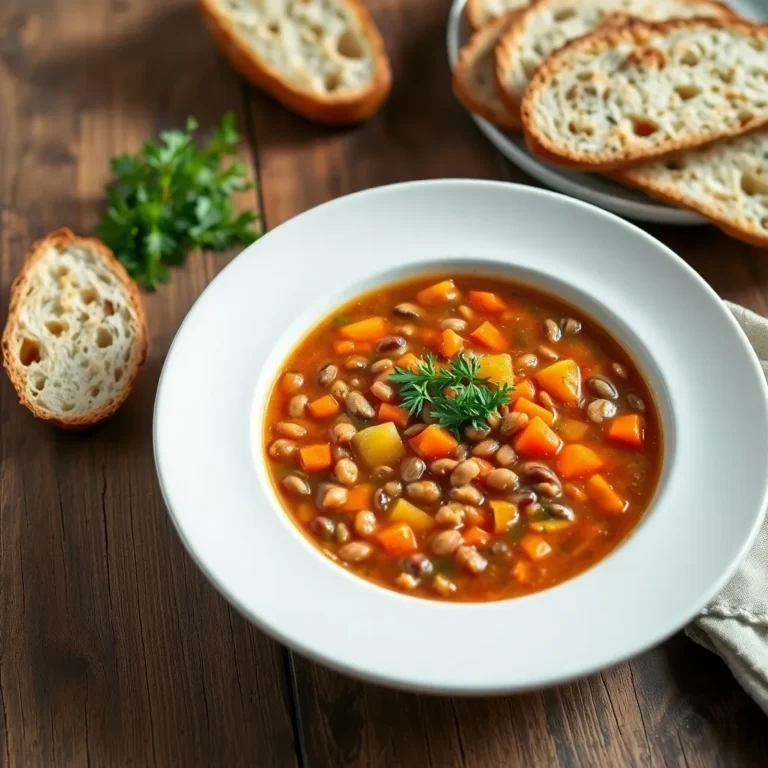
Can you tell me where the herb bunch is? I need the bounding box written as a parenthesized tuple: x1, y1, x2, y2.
(389, 354, 512, 439)
(97, 112, 260, 290)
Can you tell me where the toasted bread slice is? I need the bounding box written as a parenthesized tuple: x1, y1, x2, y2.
(467, 0, 530, 31)
(614, 131, 768, 246)
(453, 13, 522, 131)
(521, 18, 768, 171)
(198, 0, 391, 126)
(2, 229, 148, 429)
(497, 0, 735, 123)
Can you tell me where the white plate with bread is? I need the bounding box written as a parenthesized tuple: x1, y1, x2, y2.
(448, 0, 768, 234)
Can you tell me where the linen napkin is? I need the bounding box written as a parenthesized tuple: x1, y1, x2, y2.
(685, 302, 768, 715)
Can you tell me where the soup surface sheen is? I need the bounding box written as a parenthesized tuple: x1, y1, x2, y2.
(264, 275, 662, 602)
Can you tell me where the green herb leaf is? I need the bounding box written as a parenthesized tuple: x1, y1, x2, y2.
(96, 111, 260, 290)
(389, 353, 512, 439)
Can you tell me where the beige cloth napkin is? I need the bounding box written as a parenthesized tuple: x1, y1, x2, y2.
(685, 302, 768, 715)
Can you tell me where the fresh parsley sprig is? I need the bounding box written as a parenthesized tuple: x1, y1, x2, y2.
(97, 112, 260, 290)
(389, 354, 512, 439)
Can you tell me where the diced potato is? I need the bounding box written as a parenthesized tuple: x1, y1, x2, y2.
(353, 422, 406, 468)
(528, 519, 573, 533)
(389, 498, 436, 532)
(535, 359, 581, 404)
(491, 500, 519, 533)
(557, 418, 590, 442)
(477, 354, 514, 388)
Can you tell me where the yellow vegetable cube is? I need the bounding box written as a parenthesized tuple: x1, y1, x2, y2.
(353, 422, 406, 468)
(389, 498, 435, 532)
(491, 500, 519, 533)
(535, 359, 581, 404)
(477, 354, 514, 388)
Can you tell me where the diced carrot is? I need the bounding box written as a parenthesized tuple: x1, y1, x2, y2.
(307, 394, 341, 419)
(514, 416, 562, 458)
(473, 457, 495, 480)
(607, 414, 644, 448)
(299, 443, 332, 472)
(512, 560, 534, 584)
(470, 321, 507, 352)
(508, 379, 535, 403)
(333, 339, 356, 355)
(440, 328, 465, 358)
(409, 424, 458, 460)
(416, 279, 459, 306)
(463, 526, 491, 547)
(557, 418, 590, 442)
(535, 359, 582, 404)
(586, 474, 627, 514)
(397, 353, 421, 373)
(343, 484, 373, 512)
(520, 533, 553, 561)
(468, 290, 506, 313)
(556, 444, 604, 479)
(340, 316, 389, 341)
(377, 403, 410, 428)
(376, 522, 418, 556)
(513, 397, 555, 427)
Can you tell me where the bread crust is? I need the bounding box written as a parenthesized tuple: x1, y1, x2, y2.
(466, 0, 530, 31)
(453, 13, 523, 132)
(198, 0, 392, 126)
(521, 17, 768, 171)
(2, 229, 148, 429)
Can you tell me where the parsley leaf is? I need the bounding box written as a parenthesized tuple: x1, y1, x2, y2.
(96, 112, 260, 290)
(389, 353, 512, 439)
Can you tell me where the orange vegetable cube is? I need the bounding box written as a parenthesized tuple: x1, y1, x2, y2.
(586, 475, 627, 514)
(508, 379, 535, 402)
(396, 353, 421, 373)
(343, 485, 373, 512)
(535, 359, 581, 404)
(416, 279, 459, 306)
(409, 425, 458, 460)
(513, 397, 555, 427)
(376, 403, 410, 428)
(520, 533, 552, 561)
(557, 418, 590, 443)
(377, 522, 418, 556)
(514, 416, 562, 458)
(299, 443, 332, 473)
(440, 328, 465, 358)
(490, 500, 518, 532)
(607, 414, 644, 448)
(470, 321, 507, 352)
(463, 526, 491, 547)
(340, 316, 389, 341)
(512, 560, 534, 584)
(467, 290, 506, 313)
(333, 340, 356, 355)
(473, 457, 495, 480)
(308, 394, 341, 419)
(556, 444, 604, 479)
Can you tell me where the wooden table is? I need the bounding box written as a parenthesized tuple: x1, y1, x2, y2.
(2, 0, 767, 765)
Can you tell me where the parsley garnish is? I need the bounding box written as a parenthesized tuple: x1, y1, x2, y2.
(96, 112, 260, 290)
(389, 354, 512, 439)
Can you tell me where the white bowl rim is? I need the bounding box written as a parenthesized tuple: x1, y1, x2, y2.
(154, 179, 768, 694)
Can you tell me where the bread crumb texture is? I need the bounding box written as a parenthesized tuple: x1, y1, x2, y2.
(214, 0, 376, 94)
(525, 20, 768, 164)
(6, 237, 144, 420)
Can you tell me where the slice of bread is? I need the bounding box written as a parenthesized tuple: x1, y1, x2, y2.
(198, 0, 391, 125)
(615, 131, 768, 246)
(453, 13, 522, 131)
(467, 0, 530, 31)
(496, 0, 735, 124)
(521, 18, 768, 171)
(2, 229, 148, 429)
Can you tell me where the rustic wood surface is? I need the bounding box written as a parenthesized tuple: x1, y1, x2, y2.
(1, 0, 767, 765)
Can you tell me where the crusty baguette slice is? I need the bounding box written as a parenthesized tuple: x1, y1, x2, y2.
(453, 13, 522, 131)
(614, 131, 768, 246)
(521, 18, 768, 171)
(2, 229, 148, 429)
(497, 0, 735, 123)
(198, 0, 391, 126)
(466, 0, 530, 31)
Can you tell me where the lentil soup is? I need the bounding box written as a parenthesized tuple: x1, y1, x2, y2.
(264, 275, 662, 602)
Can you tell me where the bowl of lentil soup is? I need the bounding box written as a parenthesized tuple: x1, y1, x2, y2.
(154, 180, 768, 693)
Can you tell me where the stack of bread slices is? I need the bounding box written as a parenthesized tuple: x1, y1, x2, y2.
(453, 0, 768, 246)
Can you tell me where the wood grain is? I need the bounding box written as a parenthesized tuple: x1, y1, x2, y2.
(2, 0, 768, 765)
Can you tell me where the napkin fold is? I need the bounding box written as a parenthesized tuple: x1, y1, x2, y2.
(685, 302, 768, 715)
